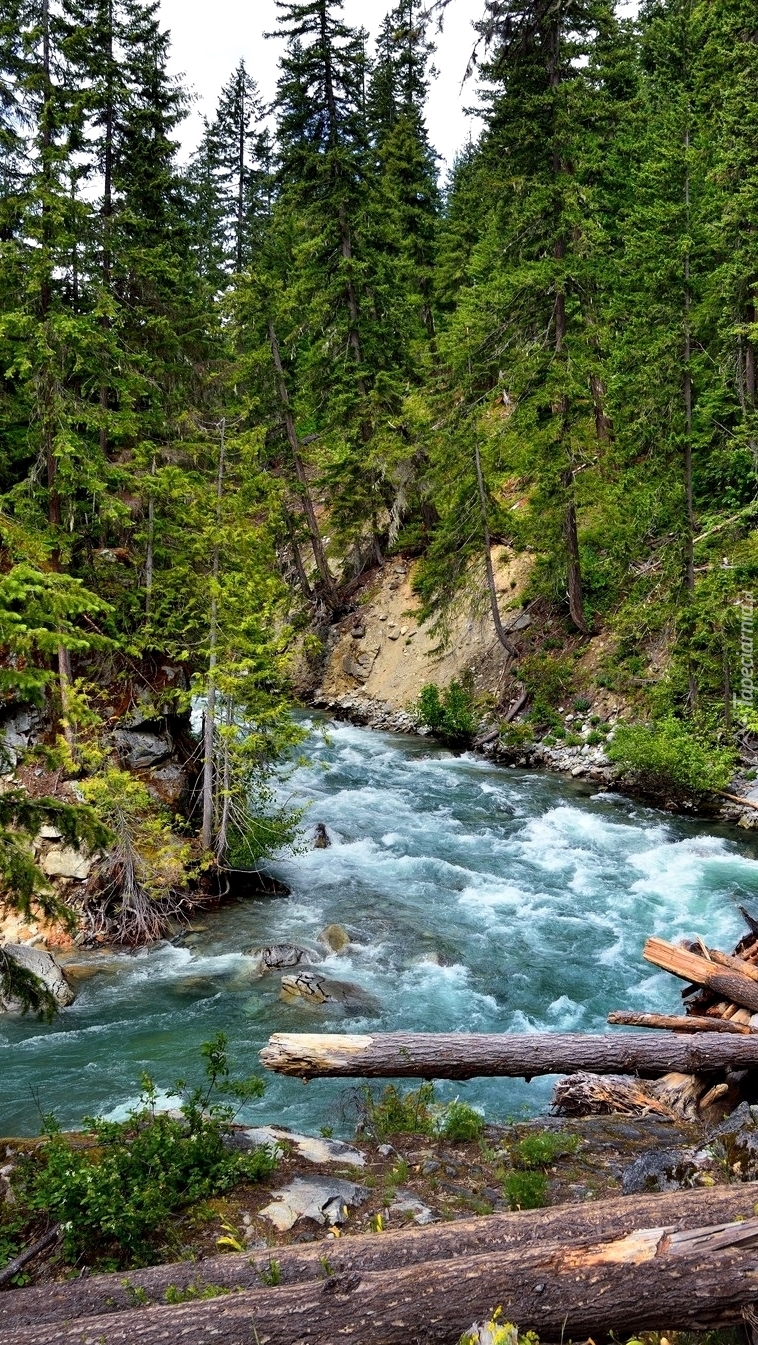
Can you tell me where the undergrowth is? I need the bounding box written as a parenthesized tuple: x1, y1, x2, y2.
(6, 1033, 274, 1269)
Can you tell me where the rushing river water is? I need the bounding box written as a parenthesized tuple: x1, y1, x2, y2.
(3, 718, 758, 1136)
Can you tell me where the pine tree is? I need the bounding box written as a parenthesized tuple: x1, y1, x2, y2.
(209, 60, 271, 273)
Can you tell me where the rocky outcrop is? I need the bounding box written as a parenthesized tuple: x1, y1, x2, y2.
(258, 1176, 370, 1232)
(245, 944, 321, 975)
(0, 945, 75, 1010)
(279, 969, 380, 1014)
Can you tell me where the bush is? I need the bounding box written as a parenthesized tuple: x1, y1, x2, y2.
(510, 1131, 578, 1169)
(606, 717, 735, 798)
(357, 1083, 436, 1140)
(417, 681, 476, 744)
(440, 1101, 485, 1143)
(502, 1169, 547, 1210)
(16, 1034, 274, 1267)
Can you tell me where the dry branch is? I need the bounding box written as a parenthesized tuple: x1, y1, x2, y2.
(643, 938, 758, 1013)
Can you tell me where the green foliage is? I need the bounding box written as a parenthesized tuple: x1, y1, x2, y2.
(357, 1082, 436, 1140)
(502, 1169, 548, 1211)
(439, 1102, 485, 1144)
(607, 717, 735, 798)
(460, 1318, 540, 1345)
(164, 1281, 230, 1303)
(17, 1034, 272, 1267)
(510, 1131, 579, 1169)
(417, 681, 477, 744)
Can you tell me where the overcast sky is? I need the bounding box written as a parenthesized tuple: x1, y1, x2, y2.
(159, 0, 484, 174)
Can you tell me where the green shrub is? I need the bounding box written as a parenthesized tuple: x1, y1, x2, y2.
(606, 716, 735, 798)
(440, 1101, 485, 1143)
(573, 696, 591, 712)
(519, 653, 575, 708)
(510, 1131, 578, 1169)
(357, 1083, 436, 1140)
(18, 1034, 274, 1267)
(503, 1169, 547, 1210)
(417, 681, 476, 744)
(586, 730, 603, 745)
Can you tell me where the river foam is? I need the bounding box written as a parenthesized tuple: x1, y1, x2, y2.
(1, 717, 757, 1134)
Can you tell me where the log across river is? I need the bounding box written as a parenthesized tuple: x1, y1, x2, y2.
(3, 719, 758, 1134)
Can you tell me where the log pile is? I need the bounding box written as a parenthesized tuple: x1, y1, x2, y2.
(558, 906, 758, 1121)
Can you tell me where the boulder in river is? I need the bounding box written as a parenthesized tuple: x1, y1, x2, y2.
(0, 945, 75, 1010)
(245, 943, 322, 975)
(318, 923, 351, 953)
(279, 969, 380, 1014)
(313, 822, 331, 849)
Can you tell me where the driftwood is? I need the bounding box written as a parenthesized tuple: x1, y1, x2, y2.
(4, 1186, 756, 1331)
(7, 1206, 758, 1343)
(260, 1030, 758, 1080)
(643, 937, 758, 1013)
(607, 1010, 758, 1035)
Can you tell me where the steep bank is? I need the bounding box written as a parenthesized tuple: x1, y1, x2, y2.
(305, 553, 758, 831)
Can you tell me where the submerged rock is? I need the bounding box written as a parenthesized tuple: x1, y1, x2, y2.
(279, 969, 379, 1014)
(245, 943, 321, 975)
(258, 1176, 369, 1232)
(0, 945, 75, 1010)
(318, 923, 351, 953)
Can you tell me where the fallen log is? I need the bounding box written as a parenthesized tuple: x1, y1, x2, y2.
(644, 937, 758, 1013)
(607, 1011, 758, 1035)
(4, 1185, 756, 1330)
(0, 1229, 59, 1291)
(260, 1030, 758, 1080)
(7, 1208, 758, 1344)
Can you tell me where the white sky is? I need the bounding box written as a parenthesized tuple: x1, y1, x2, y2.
(159, 0, 484, 174)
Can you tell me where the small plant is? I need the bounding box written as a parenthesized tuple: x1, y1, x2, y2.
(460, 1312, 540, 1345)
(417, 681, 476, 744)
(356, 1083, 436, 1140)
(319, 1125, 334, 1138)
(573, 696, 591, 712)
(510, 1130, 578, 1168)
(164, 1282, 230, 1303)
(586, 730, 603, 745)
(389, 1157, 409, 1184)
(502, 1169, 547, 1210)
(258, 1259, 281, 1287)
(216, 1217, 245, 1253)
(440, 1101, 485, 1143)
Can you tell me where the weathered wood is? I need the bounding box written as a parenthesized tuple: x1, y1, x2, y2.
(260, 1030, 758, 1080)
(644, 937, 758, 1013)
(4, 1185, 756, 1331)
(7, 1208, 758, 1344)
(608, 1011, 758, 1035)
(707, 947, 758, 984)
(0, 1229, 59, 1291)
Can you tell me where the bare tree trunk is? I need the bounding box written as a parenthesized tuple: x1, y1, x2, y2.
(267, 319, 338, 606)
(474, 441, 516, 657)
(260, 1029, 758, 1080)
(144, 455, 156, 615)
(201, 421, 225, 853)
(4, 1186, 757, 1333)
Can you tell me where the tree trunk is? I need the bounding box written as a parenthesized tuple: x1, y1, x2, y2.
(473, 440, 516, 657)
(259, 1029, 758, 1080)
(607, 1010, 758, 1035)
(200, 422, 225, 853)
(3, 1186, 756, 1333)
(8, 1210, 758, 1344)
(643, 936, 758, 1012)
(267, 319, 337, 606)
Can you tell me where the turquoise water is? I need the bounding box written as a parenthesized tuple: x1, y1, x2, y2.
(2, 718, 758, 1136)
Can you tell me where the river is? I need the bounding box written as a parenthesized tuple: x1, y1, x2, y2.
(2, 718, 758, 1136)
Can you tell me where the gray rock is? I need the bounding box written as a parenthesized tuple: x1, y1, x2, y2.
(245, 944, 321, 975)
(113, 728, 173, 769)
(388, 1188, 436, 1225)
(279, 969, 380, 1014)
(258, 1177, 369, 1232)
(313, 823, 331, 849)
(233, 1126, 365, 1168)
(40, 846, 92, 880)
(144, 762, 187, 807)
(621, 1147, 697, 1195)
(1, 945, 75, 1010)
